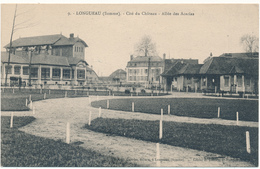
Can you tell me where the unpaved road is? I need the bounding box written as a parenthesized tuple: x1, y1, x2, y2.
(2, 96, 257, 167)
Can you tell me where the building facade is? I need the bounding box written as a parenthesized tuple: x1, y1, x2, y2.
(126, 55, 163, 86)
(1, 33, 98, 87)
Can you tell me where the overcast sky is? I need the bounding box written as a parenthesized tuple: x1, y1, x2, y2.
(1, 4, 259, 76)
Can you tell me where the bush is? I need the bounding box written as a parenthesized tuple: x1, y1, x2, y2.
(125, 89, 130, 94)
(141, 89, 146, 93)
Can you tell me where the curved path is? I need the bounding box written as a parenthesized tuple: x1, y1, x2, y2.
(2, 94, 258, 167)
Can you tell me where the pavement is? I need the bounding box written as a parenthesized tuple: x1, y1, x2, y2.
(1, 93, 258, 167)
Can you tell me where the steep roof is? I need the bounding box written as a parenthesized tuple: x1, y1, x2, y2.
(161, 62, 187, 77)
(200, 56, 258, 76)
(178, 64, 203, 75)
(4, 34, 88, 48)
(1, 51, 28, 64)
(128, 56, 162, 63)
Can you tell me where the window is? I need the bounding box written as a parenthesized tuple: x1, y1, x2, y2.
(41, 68, 50, 79)
(77, 69, 85, 79)
(63, 69, 70, 79)
(245, 77, 251, 86)
(5, 65, 12, 74)
(52, 68, 61, 78)
(224, 76, 229, 87)
(31, 67, 38, 78)
(23, 66, 29, 75)
(145, 69, 148, 74)
(14, 66, 21, 75)
(237, 75, 242, 87)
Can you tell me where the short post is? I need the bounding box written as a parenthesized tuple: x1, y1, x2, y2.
(113, 93, 114, 97)
(156, 143, 161, 167)
(33, 106, 35, 115)
(159, 120, 163, 139)
(48, 90, 51, 95)
(29, 95, 32, 101)
(12, 88, 14, 94)
(26, 99, 28, 106)
(217, 107, 220, 118)
(40, 88, 42, 94)
(75, 90, 77, 95)
(87, 91, 89, 96)
(132, 102, 134, 112)
(44, 93, 46, 99)
(107, 100, 109, 109)
(168, 105, 170, 115)
(236, 112, 239, 125)
(246, 131, 251, 154)
(65, 91, 67, 98)
(99, 107, 101, 117)
(186, 86, 188, 93)
(66, 122, 70, 144)
(10, 112, 14, 128)
(195, 83, 197, 93)
(88, 111, 92, 126)
(215, 86, 217, 94)
(151, 93, 153, 97)
(30, 101, 33, 109)
(109, 91, 111, 96)
(131, 93, 133, 97)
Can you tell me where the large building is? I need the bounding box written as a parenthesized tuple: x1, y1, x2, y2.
(1, 33, 99, 87)
(126, 55, 164, 86)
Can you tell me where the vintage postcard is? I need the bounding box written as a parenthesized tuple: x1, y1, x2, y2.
(1, 3, 259, 167)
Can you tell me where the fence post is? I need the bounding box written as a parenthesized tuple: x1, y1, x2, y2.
(107, 100, 109, 109)
(49, 90, 51, 95)
(132, 102, 134, 112)
(40, 88, 42, 94)
(168, 105, 170, 115)
(159, 120, 163, 140)
(156, 143, 161, 167)
(215, 86, 217, 94)
(218, 107, 220, 118)
(30, 101, 33, 109)
(66, 122, 70, 144)
(88, 111, 92, 126)
(26, 99, 28, 106)
(65, 91, 67, 98)
(87, 91, 89, 96)
(236, 112, 239, 125)
(131, 93, 133, 97)
(13, 88, 14, 94)
(246, 131, 251, 154)
(44, 93, 46, 99)
(99, 107, 101, 117)
(29, 95, 32, 101)
(113, 93, 114, 97)
(10, 112, 14, 128)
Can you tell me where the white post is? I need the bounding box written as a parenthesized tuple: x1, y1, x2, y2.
(10, 112, 14, 128)
(99, 107, 101, 117)
(30, 101, 33, 109)
(33, 106, 35, 115)
(151, 93, 153, 97)
(44, 93, 46, 99)
(156, 143, 160, 167)
(66, 122, 70, 144)
(12, 88, 14, 94)
(236, 112, 239, 125)
(215, 86, 217, 94)
(26, 99, 28, 106)
(88, 111, 92, 126)
(87, 91, 89, 96)
(246, 131, 251, 154)
(132, 102, 134, 112)
(65, 91, 67, 98)
(29, 95, 32, 101)
(168, 105, 170, 115)
(131, 93, 132, 97)
(113, 93, 114, 97)
(195, 83, 197, 93)
(49, 90, 51, 95)
(159, 120, 163, 139)
(186, 86, 188, 93)
(40, 88, 42, 94)
(109, 91, 111, 96)
(218, 107, 220, 118)
(107, 100, 109, 109)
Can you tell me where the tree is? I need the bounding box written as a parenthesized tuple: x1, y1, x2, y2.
(135, 35, 157, 86)
(240, 34, 259, 53)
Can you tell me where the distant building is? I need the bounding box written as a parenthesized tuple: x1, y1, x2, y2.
(99, 69, 126, 84)
(126, 55, 163, 86)
(1, 33, 98, 87)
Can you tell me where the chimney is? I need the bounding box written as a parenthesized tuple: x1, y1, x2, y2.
(130, 55, 134, 60)
(210, 52, 213, 56)
(91, 65, 93, 69)
(163, 53, 166, 60)
(70, 33, 74, 38)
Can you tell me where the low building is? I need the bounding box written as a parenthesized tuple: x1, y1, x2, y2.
(1, 33, 98, 87)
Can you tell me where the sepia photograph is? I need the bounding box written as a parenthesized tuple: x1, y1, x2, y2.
(1, 2, 259, 167)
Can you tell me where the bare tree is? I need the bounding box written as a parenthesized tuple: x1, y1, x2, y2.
(134, 35, 157, 86)
(4, 4, 39, 86)
(240, 34, 259, 53)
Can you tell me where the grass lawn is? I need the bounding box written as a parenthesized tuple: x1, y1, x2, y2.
(91, 98, 258, 122)
(1, 116, 138, 167)
(85, 118, 258, 166)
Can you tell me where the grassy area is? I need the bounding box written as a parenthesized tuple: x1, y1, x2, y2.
(91, 98, 258, 122)
(85, 118, 258, 166)
(1, 116, 138, 167)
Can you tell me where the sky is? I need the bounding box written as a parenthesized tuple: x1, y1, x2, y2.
(1, 3, 259, 76)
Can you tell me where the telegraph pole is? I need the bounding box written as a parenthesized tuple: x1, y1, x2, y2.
(5, 4, 17, 86)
